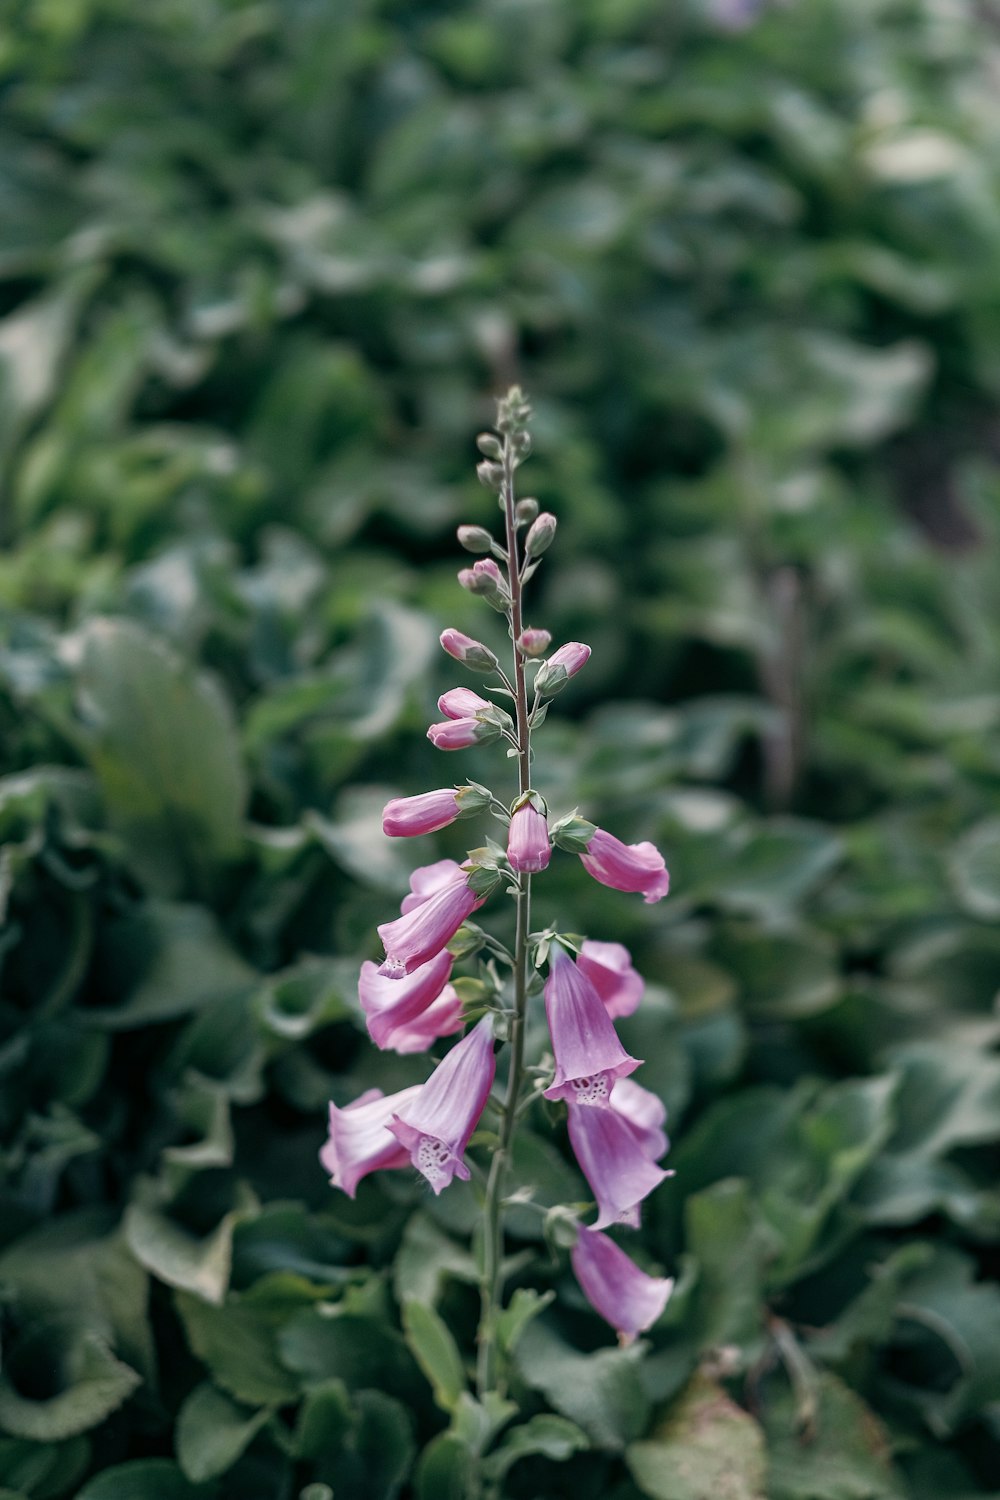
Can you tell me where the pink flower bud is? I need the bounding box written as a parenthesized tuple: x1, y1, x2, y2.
(440, 630, 500, 673)
(507, 800, 551, 874)
(427, 717, 500, 750)
(518, 628, 552, 657)
(457, 525, 493, 554)
(457, 558, 509, 611)
(533, 642, 591, 697)
(579, 828, 669, 904)
(525, 511, 557, 558)
(438, 687, 491, 720)
(571, 1227, 673, 1343)
(382, 788, 462, 838)
(389, 1017, 496, 1193)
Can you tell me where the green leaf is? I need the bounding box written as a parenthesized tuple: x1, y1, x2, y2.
(684, 1180, 775, 1350)
(626, 1372, 766, 1500)
(514, 1319, 649, 1451)
(86, 900, 255, 1029)
(484, 1414, 590, 1480)
(392, 1213, 478, 1307)
(414, 1434, 475, 1500)
(950, 817, 1000, 919)
(763, 1371, 902, 1500)
(175, 1290, 300, 1407)
(75, 1459, 215, 1500)
(176, 1382, 271, 1483)
(401, 1299, 466, 1413)
(76, 618, 246, 896)
(0, 1326, 141, 1441)
(124, 1192, 241, 1307)
(496, 1286, 555, 1356)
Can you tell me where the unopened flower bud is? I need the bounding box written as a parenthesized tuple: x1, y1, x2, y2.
(525, 512, 557, 558)
(476, 432, 503, 460)
(427, 717, 502, 751)
(457, 558, 510, 612)
(438, 687, 491, 719)
(515, 498, 539, 525)
(440, 629, 500, 673)
(476, 460, 504, 490)
(534, 642, 591, 697)
(457, 525, 493, 554)
(518, 628, 552, 657)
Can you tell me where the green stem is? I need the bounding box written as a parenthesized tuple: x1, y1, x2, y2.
(475, 425, 533, 1399)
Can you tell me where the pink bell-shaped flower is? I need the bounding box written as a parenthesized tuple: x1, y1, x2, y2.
(320, 1085, 422, 1198)
(571, 1226, 674, 1344)
(579, 828, 669, 904)
(358, 949, 455, 1051)
(610, 1077, 669, 1161)
(439, 629, 499, 673)
(400, 859, 465, 914)
(427, 717, 498, 750)
(542, 947, 640, 1105)
(384, 986, 465, 1054)
(507, 798, 551, 874)
(567, 1102, 670, 1229)
(389, 1017, 496, 1193)
(377, 870, 484, 977)
(576, 940, 644, 1019)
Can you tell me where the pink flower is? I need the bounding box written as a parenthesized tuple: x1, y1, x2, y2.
(385, 986, 465, 1054)
(534, 642, 591, 697)
(427, 717, 499, 750)
(358, 949, 454, 1050)
(518, 628, 551, 657)
(610, 1078, 669, 1161)
(507, 800, 551, 874)
(377, 871, 483, 977)
(440, 629, 499, 673)
(567, 1103, 669, 1229)
(579, 828, 669, 904)
(382, 789, 461, 838)
(438, 687, 491, 719)
(571, 1227, 674, 1344)
(320, 1085, 422, 1198)
(576, 940, 644, 1019)
(389, 1017, 496, 1193)
(542, 948, 640, 1105)
(400, 859, 465, 914)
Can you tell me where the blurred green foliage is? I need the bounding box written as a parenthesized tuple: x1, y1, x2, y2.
(2, 0, 1000, 1495)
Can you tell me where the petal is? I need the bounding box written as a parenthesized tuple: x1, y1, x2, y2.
(571, 1227, 673, 1342)
(567, 1104, 669, 1229)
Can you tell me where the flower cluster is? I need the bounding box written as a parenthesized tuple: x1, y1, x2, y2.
(321, 388, 673, 1356)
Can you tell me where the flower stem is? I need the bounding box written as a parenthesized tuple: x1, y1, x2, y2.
(476, 424, 533, 1399)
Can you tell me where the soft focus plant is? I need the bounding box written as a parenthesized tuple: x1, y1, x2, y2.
(321, 389, 673, 1415)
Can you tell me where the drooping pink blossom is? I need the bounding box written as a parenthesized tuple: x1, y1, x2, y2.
(507, 801, 551, 874)
(438, 687, 492, 720)
(440, 629, 499, 672)
(576, 940, 644, 1019)
(377, 872, 483, 978)
(610, 1077, 669, 1161)
(385, 985, 465, 1054)
(320, 1085, 422, 1198)
(382, 789, 462, 838)
(389, 1017, 496, 1193)
(400, 859, 465, 914)
(579, 828, 669, 904)
(427, 717, 498, 750)
(567, 1102, 669, 1229)
(571, 1227, 674, 1344)
(542, 947, 640, 1105)
(358, 949, 454, 1050)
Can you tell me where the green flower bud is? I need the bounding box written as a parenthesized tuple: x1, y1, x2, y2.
(457, 524, 493, 554)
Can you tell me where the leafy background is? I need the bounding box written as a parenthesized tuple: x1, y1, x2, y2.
(2, 0, 1000, 1495)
